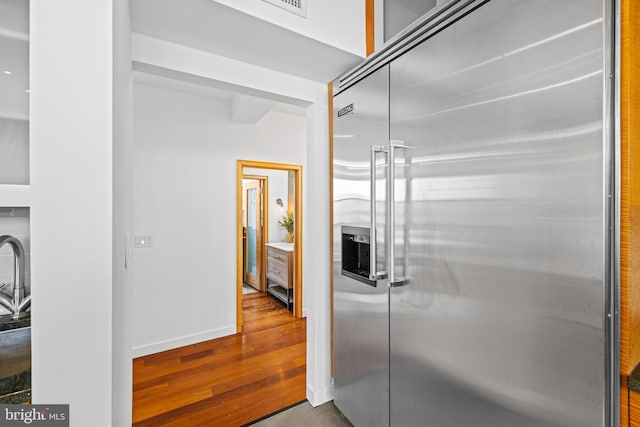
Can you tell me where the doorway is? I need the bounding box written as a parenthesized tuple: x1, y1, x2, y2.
(242, 176, 267, 292)
(236, 160, 303, 332)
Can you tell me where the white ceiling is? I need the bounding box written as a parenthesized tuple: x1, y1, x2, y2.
(133, 71, 307, 118)
(133, 71, 236, 101)
(129, 0, 363, 83)
(0, 0, 351, 122)
(130, 0, 344, 120)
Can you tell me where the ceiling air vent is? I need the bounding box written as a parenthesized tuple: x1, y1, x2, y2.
(263, 0, 307, 18)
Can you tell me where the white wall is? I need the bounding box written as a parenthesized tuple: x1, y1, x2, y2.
(112, 0, 134, 424)
(132, 34, 326, 108)
(26, 1, 335, 423)
(31, 0, 114, 425)
(211, 0, 365, 57)
(244, 168, 290, 243)
(302, 95, 332, 405)
(131, 84, 306, 356)
(132, 34, 334, 406)
(0, 118, 29, 185)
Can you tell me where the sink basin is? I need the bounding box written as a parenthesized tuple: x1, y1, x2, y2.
(266, 242, 294, 252)
(0, 326, 31, 378)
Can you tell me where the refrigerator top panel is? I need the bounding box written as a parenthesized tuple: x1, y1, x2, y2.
(388, 0, 610, 426)
(333, 0, 488, 97)
(383, 0, 437, 43)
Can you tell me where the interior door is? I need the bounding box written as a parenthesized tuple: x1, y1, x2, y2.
(389, 0, 609, 426)
(244, 179, 264, 290)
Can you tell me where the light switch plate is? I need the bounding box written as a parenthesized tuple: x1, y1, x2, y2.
(133, 234, 153, 248)
(125, 232, 132, 268)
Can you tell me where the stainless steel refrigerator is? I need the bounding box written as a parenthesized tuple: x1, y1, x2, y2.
(332, 1, 616, 426)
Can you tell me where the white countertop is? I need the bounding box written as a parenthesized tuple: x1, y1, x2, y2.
(265, 242, 294, 252)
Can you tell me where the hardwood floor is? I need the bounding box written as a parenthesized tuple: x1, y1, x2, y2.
(132, 292, 307, 426)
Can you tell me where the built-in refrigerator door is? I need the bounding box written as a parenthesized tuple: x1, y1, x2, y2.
(333, 65, 389, 427)
(389, 0, 610, 426)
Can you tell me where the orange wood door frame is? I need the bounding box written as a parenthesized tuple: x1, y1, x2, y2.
(366, 0, 375, 56)
(236, 160, 303, 332)
(621, 0, 640, 425)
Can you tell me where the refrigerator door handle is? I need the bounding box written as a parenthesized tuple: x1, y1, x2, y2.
(389, 143, 410, 288)
(370, 145, 388, 281)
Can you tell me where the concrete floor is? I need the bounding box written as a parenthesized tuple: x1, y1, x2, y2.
(248, 401, 353, 427)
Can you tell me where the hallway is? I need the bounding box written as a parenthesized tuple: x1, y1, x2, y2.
(132, 292, 306, 426)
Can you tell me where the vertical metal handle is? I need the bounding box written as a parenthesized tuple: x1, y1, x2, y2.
(388, 144, 396, 285)
(389, 143, 410, 287)
(370, 145, 387, 281)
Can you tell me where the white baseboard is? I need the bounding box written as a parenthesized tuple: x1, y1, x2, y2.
(307, 383, 333, 407)
(132, 325, 236, 358)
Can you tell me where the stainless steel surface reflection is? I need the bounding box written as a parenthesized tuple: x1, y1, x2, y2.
(388, 0, 606, 426)
(333, 0, 611, 426)
(333, 66, 390, 427)
(0, 327, 30, 378)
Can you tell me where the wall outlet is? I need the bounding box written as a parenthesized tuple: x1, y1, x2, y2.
(133, 234, 153, 248)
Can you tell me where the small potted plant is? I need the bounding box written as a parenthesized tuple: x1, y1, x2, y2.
(278, 212, 294, 243)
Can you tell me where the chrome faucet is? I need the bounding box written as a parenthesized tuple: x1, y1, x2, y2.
(0, 235, 30, 320)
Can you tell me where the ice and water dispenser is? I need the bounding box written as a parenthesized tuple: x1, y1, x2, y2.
(341, 225, 376, 287)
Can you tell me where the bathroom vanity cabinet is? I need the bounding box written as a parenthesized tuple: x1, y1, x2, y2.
(265, 243, 293, 310)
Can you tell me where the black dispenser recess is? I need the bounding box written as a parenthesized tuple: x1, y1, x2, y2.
(341, 225, 376, 287)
